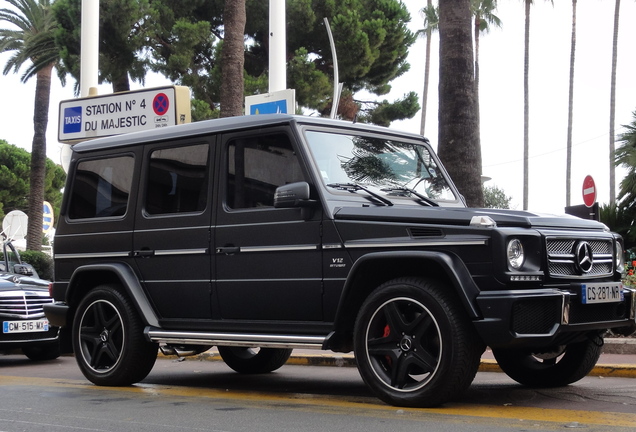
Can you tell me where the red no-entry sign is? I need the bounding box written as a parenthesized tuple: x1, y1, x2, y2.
(582, 175, 596, 208)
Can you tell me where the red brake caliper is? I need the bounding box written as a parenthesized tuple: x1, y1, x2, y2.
(383, 324, 392, 366)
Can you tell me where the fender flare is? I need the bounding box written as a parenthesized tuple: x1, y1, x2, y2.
(68, 262, 160, 328)
(334, 250, 481, 331)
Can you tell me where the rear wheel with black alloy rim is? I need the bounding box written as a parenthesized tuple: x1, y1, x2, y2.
(72, 285, 158, 386)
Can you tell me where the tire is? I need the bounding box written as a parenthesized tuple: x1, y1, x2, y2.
(353, 277, 484, 408)
(72, 285, 158, 386)
(22, 343, 60, 361)
(492, 334, 603, 387)
(218, 346, 292, 374)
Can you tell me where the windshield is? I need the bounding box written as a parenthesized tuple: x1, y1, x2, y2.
(305, 131, 458, 203)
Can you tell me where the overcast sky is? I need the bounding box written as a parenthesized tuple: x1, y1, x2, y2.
(1, 1, 635, 214)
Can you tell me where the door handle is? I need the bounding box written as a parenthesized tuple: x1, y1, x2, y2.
(134, 249, 155, 257)
(216, 246, 240, 255)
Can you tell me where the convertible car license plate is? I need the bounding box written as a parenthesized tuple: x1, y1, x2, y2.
(581, 282, 623, 304)
(2, 319, 49, 334)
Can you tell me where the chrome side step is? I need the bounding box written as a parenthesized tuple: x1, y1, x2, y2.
(145, 328, 327, 350)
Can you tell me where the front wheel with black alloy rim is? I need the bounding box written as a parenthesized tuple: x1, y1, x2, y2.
(72, 285, 158, 386)
(491, 334, 604, 387)
(353, 277, 484, 408)
(217, 346, 292, 374)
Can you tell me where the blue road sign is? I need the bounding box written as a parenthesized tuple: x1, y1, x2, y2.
(250, 100, 288, 115)
(42, 201, 54, 233)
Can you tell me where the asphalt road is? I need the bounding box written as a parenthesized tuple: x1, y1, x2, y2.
(1, 353, 635, 432)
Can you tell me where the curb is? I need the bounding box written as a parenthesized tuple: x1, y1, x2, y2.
(602, 338, 636, 355)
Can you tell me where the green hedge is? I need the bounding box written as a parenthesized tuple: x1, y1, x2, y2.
(0, 250, 53, 281)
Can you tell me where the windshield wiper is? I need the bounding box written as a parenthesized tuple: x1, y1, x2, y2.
(380, 186, 439, 207)
(327, 183, 393, 206)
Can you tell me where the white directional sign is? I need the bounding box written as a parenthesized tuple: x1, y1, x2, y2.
(245, 89, 296, 115)
(58, 86, 191, 143)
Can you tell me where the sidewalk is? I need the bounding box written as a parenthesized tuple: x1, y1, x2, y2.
(181, 337, 636, 379)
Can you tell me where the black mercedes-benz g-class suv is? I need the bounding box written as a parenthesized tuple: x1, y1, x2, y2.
(45, 114, 635, 407)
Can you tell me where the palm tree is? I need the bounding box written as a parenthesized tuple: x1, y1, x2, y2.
(438, 0, 483, 207)
(609, 0, 621, 204)
(219, 0, 246, 118)
(614, 110, 636, 244)
(418, 2, 438, 136)
(522, 0, 553, 210)
(472, 0, 501, 96)
(565, 0, 577, 207)
(472, 0, 501, 192)
(0, 0, 61, 251)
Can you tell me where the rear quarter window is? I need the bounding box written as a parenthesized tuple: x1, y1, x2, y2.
(68, 155, 135, 219)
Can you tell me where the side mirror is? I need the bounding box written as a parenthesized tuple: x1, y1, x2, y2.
(274, 182, 312, 208)
(14, 263, 37, 277)
(274, 182, 318, 220)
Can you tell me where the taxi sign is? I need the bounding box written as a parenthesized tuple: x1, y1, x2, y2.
(58, 86, 191, 143)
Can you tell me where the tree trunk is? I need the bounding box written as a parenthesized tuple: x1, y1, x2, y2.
(609, 0, 620, 204)
(523, 0, 531, 210)
(26, 63, 53, 251)
(438, 0, 483, 207)
(566, 0, 577, 207)
(220, 0, 247, 118)
(112, 73, 131, 93)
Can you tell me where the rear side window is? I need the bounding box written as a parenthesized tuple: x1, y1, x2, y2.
(68, 156, 134, 219)
(144, 143, 210, 215)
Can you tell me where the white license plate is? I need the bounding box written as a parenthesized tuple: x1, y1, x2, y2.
(581, 282, 624, 304)
(2, 319, 49, 334)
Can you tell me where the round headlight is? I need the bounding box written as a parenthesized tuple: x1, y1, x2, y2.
(616, 240, 625, 274)
(507, 239, 525, 270)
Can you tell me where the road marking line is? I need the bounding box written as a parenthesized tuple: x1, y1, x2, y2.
(2, 375, 635, 428)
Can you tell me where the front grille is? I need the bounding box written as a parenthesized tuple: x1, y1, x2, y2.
(546, 237, 614, 278)
(0, 291, 53, 319)
(512, 298, 562, 334)
(569, 301, 628, 324)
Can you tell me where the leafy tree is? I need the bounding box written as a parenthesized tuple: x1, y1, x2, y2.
(54, 0, 418, 126)
(483, 184, 512, 209)
(53, 0, 153, 92)
(0, 140, 66, 226)
(0, 0, 62, 251)
(600, 203, 635, 250)
(148, 1, 222, 111)
(438, 0, 483, 207)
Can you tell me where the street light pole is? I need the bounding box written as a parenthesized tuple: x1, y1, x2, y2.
(269, 0, 286, 92)
(80, 0, 99, 97)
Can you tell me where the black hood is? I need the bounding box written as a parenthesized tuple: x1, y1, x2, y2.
(333, 206, 607, 231)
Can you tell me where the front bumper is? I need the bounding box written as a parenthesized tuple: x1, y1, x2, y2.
(473, 285, 636, 348)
